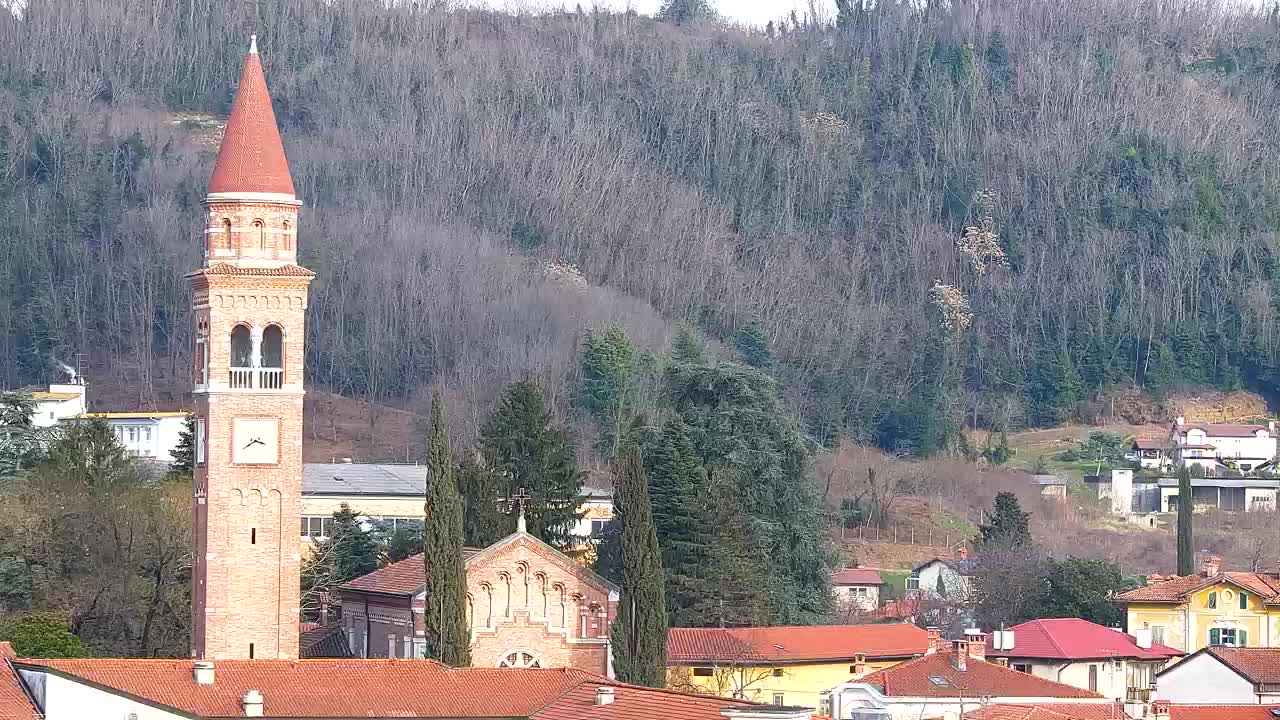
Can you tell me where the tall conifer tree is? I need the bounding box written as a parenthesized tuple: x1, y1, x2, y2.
(644, 418, 708, 626)
(423, 394, 470, 665)
(458, 451, 511, 547)
(611, 443, 668, 687)
(1177, 464, 1194, 576)
(481, 381, 583, 549)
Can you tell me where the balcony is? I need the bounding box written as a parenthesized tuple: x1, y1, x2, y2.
(229, 367, 284, 390)
(1126, 687, 1153, 703)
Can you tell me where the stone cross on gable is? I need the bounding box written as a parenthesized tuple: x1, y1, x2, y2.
(499, 487, 530, 534)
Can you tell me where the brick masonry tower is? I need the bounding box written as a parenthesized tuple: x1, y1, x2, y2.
(188, 35, 312, 660)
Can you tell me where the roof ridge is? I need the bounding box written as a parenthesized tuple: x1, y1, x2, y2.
(1031, 619, 1071, 658)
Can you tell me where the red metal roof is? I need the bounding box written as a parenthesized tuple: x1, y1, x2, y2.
(858, 650, 1103, 699)
(832, 567, 884, 586)
(962, 703, 1131, 720)
(667, 624, 928, 664)
(985, 619, 1182, 661)
(207, 40, 296, 196)
(14, 659, 752, 719)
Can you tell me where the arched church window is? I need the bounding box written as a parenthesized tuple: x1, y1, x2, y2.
(497, 651, 542, 669)
(223, 218, 232, 248)
(253, 219, 266, 249)
(262, 325, 283, 368)
(282, 220, 291, 250)
(230, 324, 253, 368)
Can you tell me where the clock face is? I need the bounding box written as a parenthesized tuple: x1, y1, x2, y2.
(232, 418, 279, 465)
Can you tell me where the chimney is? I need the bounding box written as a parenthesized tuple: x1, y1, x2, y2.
(595, 687, 615, 706)
(964, 629, 986, 662)
(926, 626, 941, 655)
(1150, 700, 1171, 720)
(952, 640, 968, 671)
(242, 689, 264, 717)
(319, 591, 330, 626)
(193, 661, 215, 686)
(852, 652, 867, 677)
(1202, 555, 1221, 577)
(1175, 416, 1185, 427)
(1269, 421, 1276, 434)
(1146, 574, 1163, 586)
(1133, 628, 1153, 650)
(994, 657, 1009, 667)
(341, 457, 353, 464)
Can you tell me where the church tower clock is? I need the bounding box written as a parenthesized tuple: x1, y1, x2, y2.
(188, 35, 311, 660)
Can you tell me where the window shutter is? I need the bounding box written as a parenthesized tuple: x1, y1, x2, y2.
(1240, 629, 1248, 647)
(1210, 628, 1221, 646)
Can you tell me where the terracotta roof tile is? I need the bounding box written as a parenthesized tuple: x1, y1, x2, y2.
(299, 623, 352, 659)
(1115, 570, 1280, 604)
(341, 549, 479, 595)
(859, 650, 1103, 699)
(985, 619, 1182, 661)
(1205, 647, 1280, 685)
(0, 655, 39, 720)
(196, 263, 316, 277)
(14, 659, 752, 720)
(667, 624, 928, 664)
(961, 703, 1131, 720)
(832, 568, 884, 586)
(1169, 706, 1280, 720)
(208, 41, 295, 196)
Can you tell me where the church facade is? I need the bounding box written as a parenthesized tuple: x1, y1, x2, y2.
(338, 525, 618, 674)
(189, 35, 311, 660)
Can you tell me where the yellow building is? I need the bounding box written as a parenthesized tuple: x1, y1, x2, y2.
(1116, 555, 1280, 653)
(666, 623, 932, 710)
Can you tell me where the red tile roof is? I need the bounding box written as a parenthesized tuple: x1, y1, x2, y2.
(667, 624, 928, 664)
(985, 619, 1182, 661)
(1115, 571, 1280, 604)
(858, 650, 1104, 699)
(207, 39, 295, 196)
(1203, 647, 1280, 685)
(1169, 706, 1280, 720)
(12, 659, 751, 720)
(832, 568, 884, 586)
(0, 648, 38, 720)
(341, 548, 482, 595)
(961, 703, 1131, 720)
(1177, 423, 1270, 439)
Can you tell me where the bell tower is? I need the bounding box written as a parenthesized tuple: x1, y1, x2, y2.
(188, 34, 311, 660)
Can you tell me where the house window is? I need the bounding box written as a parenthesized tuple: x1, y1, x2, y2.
(1210, 627, 1247, 647)
(590, 519, 610, 537)
(819, 693, 831, 717)
(127, 427, 137, 443)
(301, 516, 334, 539)
(387, 634, 397, 658)
(906, 576, 921, 591)
(497, 651, 542, 668)
(772, 693, 785, 706)
(771, 668, 784, 677)
(852, 587, 868, 597)
(1088, 664, 1098, 692)
(1241, 592, 1249, 610)
(1207, 591, 1217, 609)
(1150, 626, 1165, 645)
(1012, 663, 1032, 674)
(403, 636, 413, 658)
(142, 427, 152, 442)
(692, 667, 714, 677)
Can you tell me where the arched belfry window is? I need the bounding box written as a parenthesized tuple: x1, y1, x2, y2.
(230, 324, 253, 368)
(222, 218, 232, 248)
(253, 220, 266, 250)
(282, 220, 291, 250)
(262, 325, 283, 368)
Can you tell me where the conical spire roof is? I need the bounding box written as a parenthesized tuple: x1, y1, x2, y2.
(208, 35, 295, 197)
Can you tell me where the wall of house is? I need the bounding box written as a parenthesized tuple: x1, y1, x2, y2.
(835, 584, 881, 610)
(670, 658, 905, 710)
(17, 670, 188, 720)
(340, 595, 415, 658)
(1155, 653, 1256, 703)
(914, 563, 971, 600)
(1127, 584, 1274, 653)
(1181, 430, 1276, 461)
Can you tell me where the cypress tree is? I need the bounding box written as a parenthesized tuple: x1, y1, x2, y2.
(481, 381, 583, 549)
(423, 394, 470, 665)
(611, 443, 668, 687)
(1177, 464, 1194, 576)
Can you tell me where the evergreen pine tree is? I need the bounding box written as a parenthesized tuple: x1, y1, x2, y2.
(978, 492, 1033, 548)
(422, 394, 470, 665)
(458, 451, 512, 547)
(1177, 464, 1194, 576)
(611, 444, 668, 686)
(644, 418, 709, 626)
(481, 381, 583, 549)
(695, 467, 770, 627)
(733, 321, 772, 370)
(670, 327, 706, 364)
(167, 416, 195, 477)
(578, 325, 636, 455)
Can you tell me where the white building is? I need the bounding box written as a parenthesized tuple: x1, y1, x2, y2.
(1169, 418, 1278, 475)
(28, 383, 86, 428)
(907, 554, 975, 600)
(89, 412, 189, 463)
(1156, 646, 1280, 705)
(832, 567, 884, 611)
